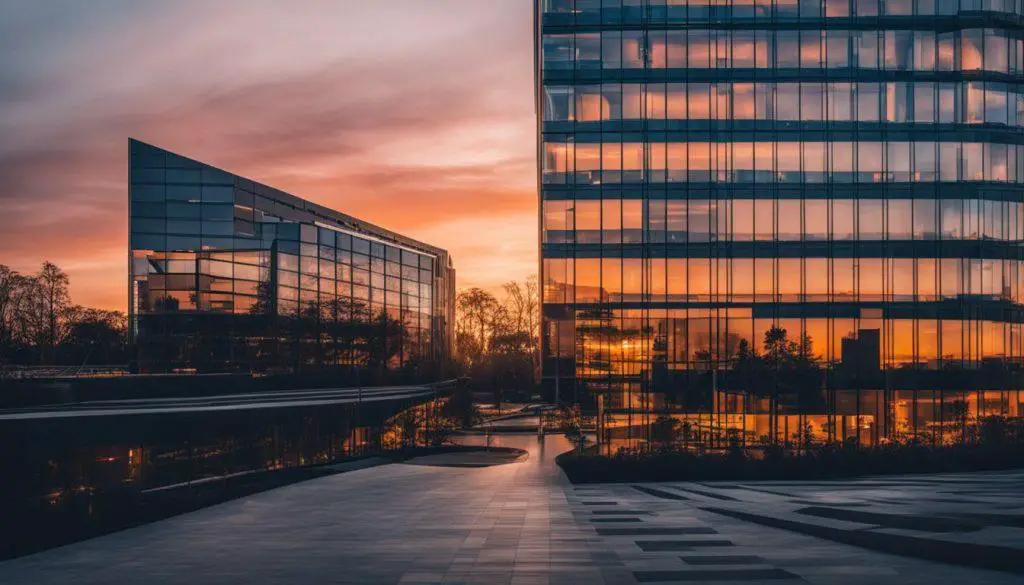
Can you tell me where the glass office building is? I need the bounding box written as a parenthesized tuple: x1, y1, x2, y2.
(129, 139, 455, 373)
(537, 0, 1024, 450)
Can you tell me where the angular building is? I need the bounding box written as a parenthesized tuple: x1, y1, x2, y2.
(129, 139, 455, 373)
(536, 0, 1024, 450)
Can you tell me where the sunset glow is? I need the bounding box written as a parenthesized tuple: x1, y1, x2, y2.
(0, 1, 536, 310)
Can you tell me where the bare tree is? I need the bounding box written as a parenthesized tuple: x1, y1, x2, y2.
(500, 277, 540, 370)
(0, 266, 19, 354)
(15, 273, 48, 353)
(502, 277, 539, 343)
(36, 262, 71, 363)
(454, 278, 542, 404)
(456, 288, 498, 365)
(0, 261, 129, 368)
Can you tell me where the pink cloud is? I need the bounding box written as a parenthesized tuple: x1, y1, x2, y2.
(0, 1, 538, 310)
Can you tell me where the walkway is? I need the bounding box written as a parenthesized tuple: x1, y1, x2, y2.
(1, 435, 1021, 584)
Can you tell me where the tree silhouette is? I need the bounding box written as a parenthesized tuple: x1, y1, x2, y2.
(728, 326, 824, 445)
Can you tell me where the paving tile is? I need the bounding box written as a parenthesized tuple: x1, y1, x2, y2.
(635, 540, 733, 551)
(680, 555, 765, 565)
(633, 568, 800, 581)
(3, 435, 1024, 584)
(598, 527, 717, 536)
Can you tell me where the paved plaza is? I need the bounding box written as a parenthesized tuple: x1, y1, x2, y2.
(2, 434, 1023, 584)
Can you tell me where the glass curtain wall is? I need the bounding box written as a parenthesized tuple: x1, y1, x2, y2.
(537, 0, 1024, 452)
(129, 140, 455, 374)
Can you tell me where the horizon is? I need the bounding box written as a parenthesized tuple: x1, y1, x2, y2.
(0, 1, 536, 312)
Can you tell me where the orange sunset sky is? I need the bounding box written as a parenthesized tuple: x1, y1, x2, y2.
(0, 1, 537, 311)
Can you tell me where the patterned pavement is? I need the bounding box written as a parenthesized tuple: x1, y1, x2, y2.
(0, 434, 1021, 584)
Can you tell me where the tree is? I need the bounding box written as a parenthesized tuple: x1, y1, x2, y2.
(651, 415, 681, 451)
(0, 261, 133, 369)
(456, 288, 499, 365)
(502, 277, 540, 374)
(454, 278, 541, 406)
(729, 327, 823, 447)
(502, 278, 539, 343)
(0, 266, 23, 361)
(15, 273, 48, 358)
(37, 262, 70, 362)
(60, 307, 127, 365)
(762, 326, 793, 369)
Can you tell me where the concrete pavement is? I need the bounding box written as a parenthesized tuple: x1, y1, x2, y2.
(1, 434, 1022, 584)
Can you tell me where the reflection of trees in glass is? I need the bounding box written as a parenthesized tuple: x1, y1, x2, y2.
(651, 415, 682, 450)
(948, 399, 970, 444)
(154, 296, 180, 312)
(250, 280, 274, 316)
(275, 297, 408, 374)
(729, 326, 825, 443)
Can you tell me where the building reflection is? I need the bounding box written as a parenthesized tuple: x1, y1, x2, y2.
(0, 397, 445, 559)
(571, 307, 1023, 452)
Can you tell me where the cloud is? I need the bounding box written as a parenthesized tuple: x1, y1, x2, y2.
(0, 1, 538, 310)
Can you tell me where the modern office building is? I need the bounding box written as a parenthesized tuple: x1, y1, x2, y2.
(129, 139, 455, 373)
(536, 0, 1024, 450)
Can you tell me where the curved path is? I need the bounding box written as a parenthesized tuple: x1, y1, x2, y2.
(1, 434, 1021, 584)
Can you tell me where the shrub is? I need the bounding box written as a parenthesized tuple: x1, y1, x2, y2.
(557, 423, 1024, 483)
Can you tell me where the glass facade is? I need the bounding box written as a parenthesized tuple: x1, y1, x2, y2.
(536, 0, 1024, 450)
(129, 139, 455, 373)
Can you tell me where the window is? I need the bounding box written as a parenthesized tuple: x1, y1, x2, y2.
(754, 199, 774, 241)
(647, 199, 666, 243)
(778, 200, 801, 241)
(828, 83, 853, 121)
(602, 199, 621, 244)
(667, 200, 687, 243)
(827, 32, 850, 68)
(855, 31, 879, 69)
(622, 200, 643, 243)
(543, 200, 573, 244)
(857, 83, 881, 121)
(575, 258, 601, 303)
(777, 32, 799, 68)
(543, 34, 574, 68)
(888, 200, 913, 239)
(575, 85, 606, 121)
(733, 83, 756, 119)
(689, 200, 715, 242)
(800, 31, 824, 69)
(732, 200, 754, 241)
(833, 200, 854, 240)
(859, 200, 884, 239)
(941, 200, 963, 239)
(576, 200, 601, 244)
(801, 84, 824, 121)
(913, 83, 935, 123)
(962, 29, 984, 71)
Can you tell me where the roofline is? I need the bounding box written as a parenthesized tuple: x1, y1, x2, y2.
(129, 138, 450, 259)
